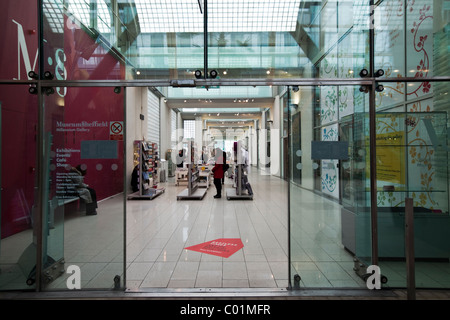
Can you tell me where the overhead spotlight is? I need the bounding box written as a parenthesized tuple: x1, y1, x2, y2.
(359, 69, 369, 77)
(209, 70, 218, 79)
(292, 85, 299, 92)
(375, 84, 385, 92)
(194, 70, 203, 79)
(375, 69, 385, 77)
(114, 87, 121, 94)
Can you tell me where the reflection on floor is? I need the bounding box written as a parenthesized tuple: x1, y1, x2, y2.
(1, 167, 449, 292)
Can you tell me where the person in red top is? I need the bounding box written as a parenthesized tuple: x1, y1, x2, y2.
(212, 148, 224, 198)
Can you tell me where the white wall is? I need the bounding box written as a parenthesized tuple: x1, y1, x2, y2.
(159, 97, 171, 161)
(270, 95, 281, 177)
(300, 88, 314, 190)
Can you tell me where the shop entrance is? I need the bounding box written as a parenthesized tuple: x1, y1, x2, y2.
(124, 84, 291, 290)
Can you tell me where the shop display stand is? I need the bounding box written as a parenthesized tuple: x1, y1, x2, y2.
(198, 168, 211, 188)
(177, 141, 207, 200)
(226, 163, 253, 200)
(128, 140, 165, 200)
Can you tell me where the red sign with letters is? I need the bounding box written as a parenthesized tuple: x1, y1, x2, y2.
(185, 238, 244, 258)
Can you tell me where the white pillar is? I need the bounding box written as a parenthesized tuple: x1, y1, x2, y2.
(270, 95, 281, 177)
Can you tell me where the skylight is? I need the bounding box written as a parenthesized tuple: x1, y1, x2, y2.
(135, 0, 301, 33)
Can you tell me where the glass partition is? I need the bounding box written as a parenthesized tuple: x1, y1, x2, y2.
(39, 0, 375, 82)
(0, 86, 38, 290)
(373, 109, 449, 288)
(42, 85, 125, 290)
(42, 0, 128, 81)
(373, 0, 450, 289)
(288, 84, 370, 289)
(0, 1, 40, 291)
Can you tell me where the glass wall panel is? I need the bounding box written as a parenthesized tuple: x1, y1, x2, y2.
(42, 85, 125, 290)
(0, 1, 39, 81)
(288, 84, 370, 289)
(0, 85, 38, 290)
(207, 0, 370, 80)
(377, 106, 450, 288)
(374, 81, 449, 289)
(0, 1, 40, 291)
(373, 0, 449, 289)
(43, 0, 128, 81)
(40, 0, 372, 82)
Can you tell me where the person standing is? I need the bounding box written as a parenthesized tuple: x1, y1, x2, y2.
(212, 148, 224, 198)
(176, 149, 185, 168)
(70, 164, 98, 215)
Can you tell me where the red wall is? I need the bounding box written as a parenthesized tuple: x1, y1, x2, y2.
(1, 1, 125, 238)
(0, 1, 39, 238)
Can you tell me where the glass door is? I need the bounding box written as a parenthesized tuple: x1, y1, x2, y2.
(41, 85, 126, 290)
(288, 84, 372, 289)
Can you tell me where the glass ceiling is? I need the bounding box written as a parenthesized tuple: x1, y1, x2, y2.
(44, 0, 302, 34)
(135, 0, 301, 33)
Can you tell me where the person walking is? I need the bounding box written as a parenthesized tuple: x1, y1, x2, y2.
(212, 148, 224, 198)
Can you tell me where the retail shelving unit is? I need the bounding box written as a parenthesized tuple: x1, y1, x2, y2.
(227, 141, 253, 200)
(198, 166, 211, 188)
(128, 140, 165, 200)
(226, 163, 253, 200)
(177, 141, 207, 200)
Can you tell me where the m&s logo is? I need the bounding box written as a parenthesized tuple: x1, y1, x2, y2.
(12, 19, 67, 97)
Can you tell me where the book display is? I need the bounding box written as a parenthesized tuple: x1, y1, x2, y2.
(177, 140, 207, 200)
(128, 140, 165, 200)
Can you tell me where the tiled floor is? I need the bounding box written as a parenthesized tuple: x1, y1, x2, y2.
(126, 167, 291, 289)
(1, 167, 449, 297)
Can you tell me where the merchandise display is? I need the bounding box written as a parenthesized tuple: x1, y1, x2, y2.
(226, 141, 253, 200)
(128, 140, 165, 200)
(177, 140, 207, 200)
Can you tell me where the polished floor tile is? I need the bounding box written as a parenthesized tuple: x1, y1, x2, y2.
(2, 167, 449, 292)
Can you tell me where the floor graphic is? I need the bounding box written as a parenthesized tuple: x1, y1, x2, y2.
(185, 238, 244, 258)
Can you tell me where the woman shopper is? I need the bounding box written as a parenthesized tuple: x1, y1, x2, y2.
(212, 148, 224, 198)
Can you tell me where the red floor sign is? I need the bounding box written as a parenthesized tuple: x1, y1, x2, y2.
(185, 238, 244, 258)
